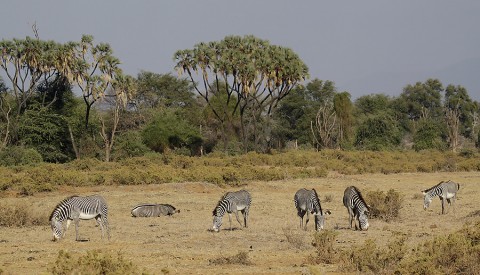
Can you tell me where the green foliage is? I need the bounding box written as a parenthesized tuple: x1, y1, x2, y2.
(17, 107, 72, 162)
(355, 114, 402, 150)
(366, 189, 404, 222)
(0, 146, 43, 166)
(142, 110, 202, 155)
(413, 119, 447, 151)
(50, 250, 146, 275)
(112, 131, 151, 160)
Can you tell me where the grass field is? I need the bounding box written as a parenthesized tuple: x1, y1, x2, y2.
(0, 171, 479, 274)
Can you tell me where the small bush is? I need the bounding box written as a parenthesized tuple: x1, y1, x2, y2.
(209, 251, 252, 265)
(0, 146, 43, 166)
(366, 189, 404, 222)
(309, 230, 338, 264)
(49, 250, 146, 275)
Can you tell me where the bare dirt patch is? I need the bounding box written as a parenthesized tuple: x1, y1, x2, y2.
(0, 172, 479, 274)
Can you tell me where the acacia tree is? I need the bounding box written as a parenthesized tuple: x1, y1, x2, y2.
(174, 35, 308, 151)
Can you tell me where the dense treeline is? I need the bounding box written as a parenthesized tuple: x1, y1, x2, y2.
(1, 34, 479, 165)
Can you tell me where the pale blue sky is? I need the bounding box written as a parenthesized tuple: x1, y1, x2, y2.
(2, 1, 480, 100)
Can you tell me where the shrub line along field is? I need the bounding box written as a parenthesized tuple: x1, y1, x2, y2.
(0, 171, 479, 274)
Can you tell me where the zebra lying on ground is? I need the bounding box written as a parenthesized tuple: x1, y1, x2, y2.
(131, 203, 180, 217)
(343, 186, 370, 231)
(294, 188, 331, 231)
(212, 189, 251, 232)
(49, 194, 110, 241)
(422, 180, 460, 214)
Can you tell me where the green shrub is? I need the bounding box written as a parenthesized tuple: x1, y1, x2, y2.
(366, 189, 404, 222)
(50, 250, 146, 275)
(0, 146, 43, 166)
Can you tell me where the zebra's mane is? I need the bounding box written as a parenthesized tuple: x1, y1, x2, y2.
(311, 188, 323, 213)
(212, 192, 229, 216)
(352, 186, 369, 210)
(423, 180, 448, 193)
(49, 195, 79, 221)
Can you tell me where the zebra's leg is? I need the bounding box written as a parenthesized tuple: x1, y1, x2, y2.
(234, 210, 243, 227)
(304, 211, 310, 230)
(96, 216, 105, 239)
(242, 208, 249, 228)
(74, 218, 80, 241)
(228, 213, 233, 230)
(103, 216, 110, 240)
(347, 208, 354, 229)
(441, 198, 446, 214)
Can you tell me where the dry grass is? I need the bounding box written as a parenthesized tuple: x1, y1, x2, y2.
(0, 171, 479, 274)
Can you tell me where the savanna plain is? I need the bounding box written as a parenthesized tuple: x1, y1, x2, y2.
(1, 171, 479, 274)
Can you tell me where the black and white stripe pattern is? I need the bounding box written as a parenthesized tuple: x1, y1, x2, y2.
(294, 188, 330, 231)
(212, 190, 251, 232)
(131, 203, 180, 217)
(343, 186, 370, 231)
(422, 180, 460, 214)
(49, 195, 110, 241)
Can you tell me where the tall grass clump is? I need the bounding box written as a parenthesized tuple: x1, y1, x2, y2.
(366, 189, 404, 222)
(50, 250, 147, 275)
(209, 251, 252, 266)
(0, 202, 49, 227)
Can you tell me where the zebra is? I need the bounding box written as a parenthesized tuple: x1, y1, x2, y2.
(212, 189, 251, 232)
(422, 180, 460, 214)
(131, 203, 180, 217)
(49, 194, 110, 241)
(294, 188, 331, 231)
(343, 186, 370, 231)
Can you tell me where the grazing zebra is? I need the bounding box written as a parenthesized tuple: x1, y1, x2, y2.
(343, 186, 370, 231)
(49, 195, 110, 241)
(294, 188, 331, 231)
(422, 180, 460, 214)
(212, 189, 251, 232)
(131, 203, 180, 217)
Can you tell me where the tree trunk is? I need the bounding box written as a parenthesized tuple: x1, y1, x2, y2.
(67, 124, 80, 159)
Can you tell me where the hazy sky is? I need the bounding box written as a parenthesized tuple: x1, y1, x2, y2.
(2, 1, 480, 100)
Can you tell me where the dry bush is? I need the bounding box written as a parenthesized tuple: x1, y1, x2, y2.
(398, 221, 480, 274)
(339, 234, 407, 274)
(49, 250, 146, 275)
(309, 230, 338, 264)
(282, 227, 307, 249)
(366, 189, 404, 222)
(209, 251, 252, 266)
(0, 203, 49, 227)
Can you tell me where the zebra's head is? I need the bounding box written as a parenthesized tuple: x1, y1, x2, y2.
(50, 217, 63, 241)
(314, 210, 331, 231)
(422, 190, 432, 210)
(358, 210, 369, 230)
(212, 215, 222, 232)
